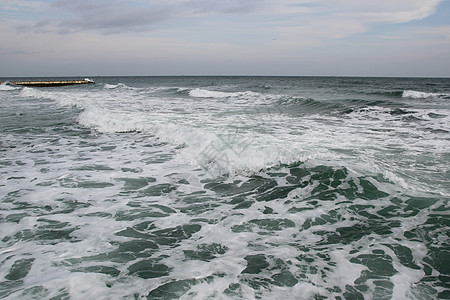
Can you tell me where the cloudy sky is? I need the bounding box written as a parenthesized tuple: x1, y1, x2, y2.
(1, 0, 449, 77)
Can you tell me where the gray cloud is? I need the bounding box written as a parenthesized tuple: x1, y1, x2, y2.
(50, 0, 177, 33)
(187, 0, 261, 14)
(10, 0, 443, 36)
(61, 8, 173, 33)
(0, 48, 40, 55)
(2, 0, 448, 77)
(47, 0, 262, 34)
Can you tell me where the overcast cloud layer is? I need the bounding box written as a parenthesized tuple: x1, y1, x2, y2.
(1, 0, 449, 76)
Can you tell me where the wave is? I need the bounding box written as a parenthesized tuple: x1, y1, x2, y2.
(19, 87, 88, 109)
(0, 83, 20, 91)
(276, 96, 318, 106)
(174, 88, 190, 96)
(342, 98, 392, 107)
(77, 107, 148, 133)
(20, 87, 44, 98)
(276, 97, 391, 114)
(103, 83, 135, 90)
(402, 90, 449, 99)
(16, 80, 448, 186)
(75, 104, 316, 176)
(188, 88, 261, 99)
(365, 90, 404, 97)
(275, 96, 343, 113)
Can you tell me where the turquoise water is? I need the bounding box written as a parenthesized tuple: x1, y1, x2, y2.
(0, 76, 449, 299)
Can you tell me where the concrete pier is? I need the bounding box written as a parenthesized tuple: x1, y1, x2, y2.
(0, 79, 94, 87)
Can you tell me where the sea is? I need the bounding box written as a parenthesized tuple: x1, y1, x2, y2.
(0, 76, 449, 300)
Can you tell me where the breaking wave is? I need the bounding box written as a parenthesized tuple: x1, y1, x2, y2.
(2, 76, 449, 299)
(0, 83, 20, 91)
(103, 83, 135, 90)
(402, 90, 449, 99)
(189, 88, 261, 99)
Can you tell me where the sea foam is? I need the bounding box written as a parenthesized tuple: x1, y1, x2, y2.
(189, 88, 261, 99)
(0, 83, 20, 91)
(402, 90, 448, 99)
(1, 76, 449, 300)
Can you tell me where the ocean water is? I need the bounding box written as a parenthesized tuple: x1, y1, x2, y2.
(0, 76, 449, 299)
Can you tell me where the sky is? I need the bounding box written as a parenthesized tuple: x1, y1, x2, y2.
(1, 0, 449, 77)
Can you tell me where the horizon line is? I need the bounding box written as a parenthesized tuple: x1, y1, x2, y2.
(1, 74, 449, 79)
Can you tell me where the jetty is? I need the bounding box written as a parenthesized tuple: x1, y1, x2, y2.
(0, 78, 94, 87)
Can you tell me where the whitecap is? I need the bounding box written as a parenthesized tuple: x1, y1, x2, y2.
(20, 87, 43, 98)
(402, 90, 447, 99)
(103, 83, 133, 89)
(77, 107, 148, 133)
(0, 83, 20, 91)
(103, 83, 118, 89)
(189, 88, 260, 99)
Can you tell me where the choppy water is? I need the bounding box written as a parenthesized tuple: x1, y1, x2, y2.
(0, 76, 449, 299)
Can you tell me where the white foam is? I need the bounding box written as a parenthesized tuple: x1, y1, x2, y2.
(189, 88, 260, 99)
(20, 87, 44, 98)
(21, 94, 441, 197)
(386, 242, 428, 300)
(2, 78, 448, 300)
(77, 107, 150, 133)
(103, 83, 133, 89)
(15, 80, 449, 192)
(0, 83, 19, 91)
(402, 90, 447, 99)
(103, 83, 118, 89)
